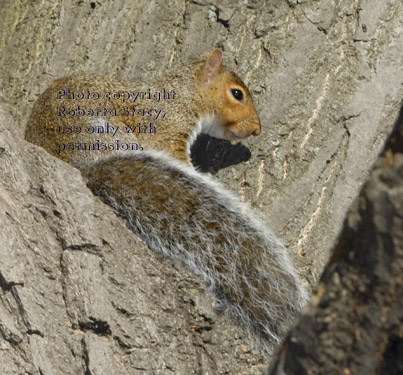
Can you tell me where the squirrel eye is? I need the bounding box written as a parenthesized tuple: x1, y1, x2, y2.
(230, 89, 244, 101)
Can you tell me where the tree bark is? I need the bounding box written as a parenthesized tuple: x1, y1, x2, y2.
(267, 104, 403, 375)
(0, 88, 266, 374)
(0, 0, 402, 374)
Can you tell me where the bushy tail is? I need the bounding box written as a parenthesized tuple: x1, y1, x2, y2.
(81, 150, 308, 353)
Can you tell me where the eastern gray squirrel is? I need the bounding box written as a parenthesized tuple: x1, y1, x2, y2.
(25, 49, 261, 164)
(25, 49, 307, 353)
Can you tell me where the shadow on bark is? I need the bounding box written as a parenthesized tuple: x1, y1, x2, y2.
(268, 103, 403, 375)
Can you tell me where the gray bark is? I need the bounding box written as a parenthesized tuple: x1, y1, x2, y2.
(0, 0, 402, 374)
(0, 89, 266, 374)
(267, 103, 403, 375)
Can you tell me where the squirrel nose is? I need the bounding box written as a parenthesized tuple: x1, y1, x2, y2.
(252, 126, 261, 136)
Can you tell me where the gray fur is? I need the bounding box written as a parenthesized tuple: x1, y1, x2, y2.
(81, 150, 308, 354)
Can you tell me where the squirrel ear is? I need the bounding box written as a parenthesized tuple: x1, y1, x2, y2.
(199, 51, 210, 60)
(200, 49, 223, 83)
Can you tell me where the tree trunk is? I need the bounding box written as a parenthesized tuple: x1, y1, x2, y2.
(0, 0, 402, 374)
(267, 104, 403, 375)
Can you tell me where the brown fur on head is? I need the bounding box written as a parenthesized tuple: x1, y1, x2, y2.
(196, 49, 261, 141)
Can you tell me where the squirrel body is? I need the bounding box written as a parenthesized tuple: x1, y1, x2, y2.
(26, 50, 261, 164)
(25, 50, 307, 353)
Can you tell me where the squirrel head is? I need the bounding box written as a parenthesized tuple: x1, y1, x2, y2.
(196, 49, 261, 142)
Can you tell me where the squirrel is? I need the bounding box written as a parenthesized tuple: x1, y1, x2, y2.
(25, 49, 308, 353)
(25, 49, 261, 165)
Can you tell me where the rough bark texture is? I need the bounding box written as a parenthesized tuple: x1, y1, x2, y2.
(0, 89, 266, 374)
(267, 104, 403, 375)
(0, 0, 402, 374)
